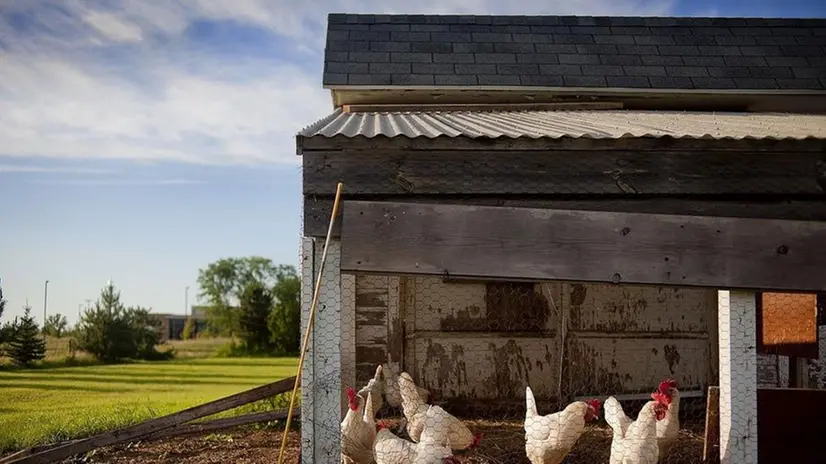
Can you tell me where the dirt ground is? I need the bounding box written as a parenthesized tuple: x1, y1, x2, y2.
(58, 429, 302, 464)
(53, 418, 705, 464)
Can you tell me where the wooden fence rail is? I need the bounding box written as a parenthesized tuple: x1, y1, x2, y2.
(2, 376, 297, 464)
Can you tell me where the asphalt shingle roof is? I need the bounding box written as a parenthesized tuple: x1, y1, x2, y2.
(322, 14, 826, 91)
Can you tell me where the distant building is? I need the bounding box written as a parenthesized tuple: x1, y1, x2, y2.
(153, 307, 209, 342)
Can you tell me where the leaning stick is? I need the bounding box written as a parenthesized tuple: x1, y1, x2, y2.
(277, 182, 344, 464)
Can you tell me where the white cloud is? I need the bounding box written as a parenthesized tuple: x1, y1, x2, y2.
(0, 164, 113, 174)
(24, 177, 206, 185)
(0, 0, 675, 166)
(82, 11, 144, 43)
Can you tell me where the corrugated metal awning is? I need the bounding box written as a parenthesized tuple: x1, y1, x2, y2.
(298, 109, 826, 141)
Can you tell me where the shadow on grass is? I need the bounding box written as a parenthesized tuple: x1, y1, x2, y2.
(5, 370, 282, 382)
(0, 358, 104, 372)
(182, 359, 299, 368)
(0, 381, 133, 393)
(1, 374, 272, 387)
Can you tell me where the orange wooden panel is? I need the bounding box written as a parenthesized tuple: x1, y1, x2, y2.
(758, 292, 818, 359)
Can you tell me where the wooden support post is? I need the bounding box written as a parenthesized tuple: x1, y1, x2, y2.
(300, 236, 343, 464)
(718, 291, 758, 464)
(704, 386, 721, 463)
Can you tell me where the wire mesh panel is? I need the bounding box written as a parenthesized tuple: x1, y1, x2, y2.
(754, 292, 825, 463)
(335, 274, 724, 464)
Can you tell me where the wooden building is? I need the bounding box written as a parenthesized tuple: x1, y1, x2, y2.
(297, 13, 826, 464)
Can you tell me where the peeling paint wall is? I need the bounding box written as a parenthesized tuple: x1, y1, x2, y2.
(351, 275, 720, 401)
(354, 274, 403, 384)
(564, 283, 718, 398)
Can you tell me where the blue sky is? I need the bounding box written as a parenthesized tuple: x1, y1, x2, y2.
(1, 0, 825, 325)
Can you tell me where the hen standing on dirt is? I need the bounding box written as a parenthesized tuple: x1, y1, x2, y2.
(524, 386, 601, 464)
(607, 394, 670, 464)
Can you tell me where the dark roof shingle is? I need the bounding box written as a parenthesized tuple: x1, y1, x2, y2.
(323, 14, 826, 91)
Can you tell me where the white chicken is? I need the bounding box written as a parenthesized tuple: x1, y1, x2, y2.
(384, 363, 431, 408)
(341, 387, 377, 464)
(399, 372, 481, 451)
(373, 415, 461, 464)
(604, 378, 681, 463)
(606, 394, 670, 464)
(358, 364, 385, 416)
(655, 379, 680, 459)
(524, 386, 601, 464)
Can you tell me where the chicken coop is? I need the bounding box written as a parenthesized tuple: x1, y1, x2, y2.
(296, 13, 826, 464)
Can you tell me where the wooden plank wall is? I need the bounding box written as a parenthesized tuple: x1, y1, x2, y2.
(340, 200, 826, 293)
(354, 275, 401, 384)
(353, 275, 719, 402)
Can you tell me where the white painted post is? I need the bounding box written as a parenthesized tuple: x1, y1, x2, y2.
(300, 236, 343, 464)
(718, 290, 758, 464)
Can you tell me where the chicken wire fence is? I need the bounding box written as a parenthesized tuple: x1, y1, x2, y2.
(300, 237, 824, 464)
(299, 241, 733, 464)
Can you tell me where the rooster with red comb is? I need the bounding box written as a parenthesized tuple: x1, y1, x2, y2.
(652, 378, 680, 459)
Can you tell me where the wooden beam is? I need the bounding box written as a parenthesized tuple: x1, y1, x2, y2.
(340, 200, 826, 292)
(304, 195, 826, 237)
(329, 87, 826, 113)
(340, 102, 624, 113)
(9, 376, 297, 464)
(703, 386, 720, 463)
(303, 150, 826, 196)
(143, 410, 293, 441)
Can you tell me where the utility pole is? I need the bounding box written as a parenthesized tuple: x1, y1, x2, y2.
(43, 280, 50, 339)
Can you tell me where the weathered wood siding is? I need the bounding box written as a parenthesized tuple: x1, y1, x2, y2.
(352, 274, 719, 400)
(564, 283, 718, 397)
(402, 277, 560, 400)
(354, 275, 402, 384)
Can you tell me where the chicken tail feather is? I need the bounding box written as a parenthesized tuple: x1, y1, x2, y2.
(525, 386, 538, 418)
(364, 391, 376, 422)
(398, 372, 424, 414)
(603, 396, 627, 436)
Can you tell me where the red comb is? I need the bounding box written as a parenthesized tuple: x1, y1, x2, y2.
(586, 399, 602, 410)
(658, 379, 678, 392)
(651, 391, 672, 405)
(346, 387, 356, 397)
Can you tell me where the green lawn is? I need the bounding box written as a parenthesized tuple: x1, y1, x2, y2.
(0, 357, 299, 452)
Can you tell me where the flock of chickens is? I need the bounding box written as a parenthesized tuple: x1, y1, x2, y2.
(341, 364, 681, 464)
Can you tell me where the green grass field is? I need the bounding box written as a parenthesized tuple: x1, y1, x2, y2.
(0, 351, 298, 452)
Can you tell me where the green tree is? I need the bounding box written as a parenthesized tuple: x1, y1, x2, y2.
(6, 305, 46, 366)
(124, 306, 164, 360)
(238, 282, 274, 353)
(268, 266, 301, 356)
(181, 317, 196, 340)
(196, 257, 281, 337)
(75, 282, 166, 362)
(43, 313, 69, 338)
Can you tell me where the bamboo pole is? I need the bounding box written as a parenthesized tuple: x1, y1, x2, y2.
(277, 182, 344, 464)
